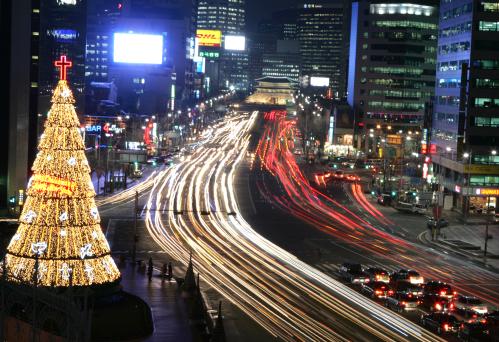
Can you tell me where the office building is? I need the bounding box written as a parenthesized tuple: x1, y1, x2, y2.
(297, 2, 350, 97)
(430, 0, 499, 214)
(261, 41, 301, 81)
(348, 0, 439, 154)
(196, 0, 248, 92)
(39, 0, 87, 114)
(4, 0, 40, 208)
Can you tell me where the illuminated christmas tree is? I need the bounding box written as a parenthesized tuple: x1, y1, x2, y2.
(4, 56, 120, 287)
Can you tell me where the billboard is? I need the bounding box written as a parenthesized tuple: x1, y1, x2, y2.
(310, 77, 330, 87)
(225, 35, 246, 51)
(196, 29, 222, 47)
(113, 33, 163, 64)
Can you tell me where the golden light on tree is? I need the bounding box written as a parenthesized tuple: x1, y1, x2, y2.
(4, 62, 120, 287)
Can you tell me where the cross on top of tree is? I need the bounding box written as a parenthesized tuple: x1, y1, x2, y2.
(54, 55, 72, 81)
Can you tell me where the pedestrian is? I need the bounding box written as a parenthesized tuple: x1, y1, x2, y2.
(168, 261, 173, 281)
(147, 257, 153, 281)
(161, 263, 167, 280)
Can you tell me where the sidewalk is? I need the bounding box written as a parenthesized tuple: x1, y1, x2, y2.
(116, 260, 193, 342)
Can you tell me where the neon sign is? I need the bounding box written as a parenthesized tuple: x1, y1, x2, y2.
(30, 174, 77, 196)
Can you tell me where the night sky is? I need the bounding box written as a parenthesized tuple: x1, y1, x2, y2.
(246, 0, 301, 31)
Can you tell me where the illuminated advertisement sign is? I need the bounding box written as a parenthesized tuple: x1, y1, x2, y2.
(310, 77, 330, 87)
(49, 29, 78, 42)
(225, 35, 246, 51)
(30, 174, 76, 197)
(199, 51, 220, 59)
(85, 123, 124, 134)
(113, 33, 163, 64)
(196, 29, 222, 47)
(475, 188, 499, 196)
(57, 0, 79, 5)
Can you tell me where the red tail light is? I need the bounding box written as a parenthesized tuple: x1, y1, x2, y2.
(375, 290, 382, 295)
(440, 290, 446, 296)
(449, 303, 454, 309)
(443, 323, 449, 331)
(435, 303, 442, 311)
(401, 301, 407, 306)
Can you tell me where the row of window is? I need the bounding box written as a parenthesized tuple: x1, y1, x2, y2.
(479, 21, 499, 32)
(368, 89, 431, 99)
(474, 59, 499, 70)
(439, 41, 470, 55)
(435, 112, 458, 123)
(369, 55, 435, 67)
(480, 2, 499, 12)
(441, 3, 472, 20)
(373, 21, 437, 30)
(438, 59, 468, 72)
(438, 78, 461, 88)
(470, 175, 499, 185)
(474, 116, 499, 127)
(476, 78, 499, 88)
(439, 21, 471, 38)
(368, 78, 435, 89)
(368, 66, 429, 76)
(370, 31, 436, 41)
(474, 98, 499, 108)
(368, 101, 424, 111)
(436, 96, 460, 106)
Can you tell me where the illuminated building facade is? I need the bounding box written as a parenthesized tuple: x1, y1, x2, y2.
(297, 2, 350, 97)
(430, 0, 499, 214)
(39, 0, 87, 114)
(196, 0, 248, 92)
(348, 0, 438, 153)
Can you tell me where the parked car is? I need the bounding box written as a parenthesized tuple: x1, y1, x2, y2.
(390, 269, 424, 285)
(424, 281, 457, 299)
(427, 217, 449, 229)
(377, 194, 392, 206)
(339, 263, 370, 284)
(385, 293, 420, 313)
(394, 280, 423, 296)
(455, 295, 488, 316)
(131, 169, 143, 179)
(364, 267, 390, 283)
(360, 281, 394, 299)
(421, 312, 460, 334)
(412, 204, 427, 214)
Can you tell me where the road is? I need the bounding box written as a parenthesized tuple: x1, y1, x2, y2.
(138, 111, 442, 341)
(251, 113, 499, 312)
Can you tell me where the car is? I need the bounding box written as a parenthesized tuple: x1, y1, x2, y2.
(390, 269, 424, 285)
(361, 281, 394, 299)
(377, 194, 392, 206)
(333, 170, 344, 179)
(422, 295, 455, 312)
(412, 204, 427, 214)
(394, 280, 423, 296)
(345, 174, 360, 182)
(339, 263, 370, 284)
(385, 293, 420, 313)
(427, 217, 449, 229)
(458, 321, 491, 341)
(421, 312, 460, 334)
(424, 281, 457, 299)
(455, 296, 488, 316)
(364, 267, 390, 283)
(131, 169, 143, 179)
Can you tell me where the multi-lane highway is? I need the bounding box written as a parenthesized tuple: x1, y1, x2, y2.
(138, 111, 442, 341)
(253, 112, 499, 311)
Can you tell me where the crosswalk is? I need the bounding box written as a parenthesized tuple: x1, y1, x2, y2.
(314, 263, 406, 275)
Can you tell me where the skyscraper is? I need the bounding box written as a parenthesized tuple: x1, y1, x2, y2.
(196, 0, 248, 92)
(430, 1, 499, 214)
(348, 0, 438, 154)
(39, 0, 87, 114)
(297, 2, 350, 97)
(5, 0, 40, 208)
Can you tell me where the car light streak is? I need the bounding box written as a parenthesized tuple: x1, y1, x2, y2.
(138, 112, 443, 342)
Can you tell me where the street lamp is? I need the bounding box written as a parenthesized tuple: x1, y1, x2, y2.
(492, 150, 497, 156)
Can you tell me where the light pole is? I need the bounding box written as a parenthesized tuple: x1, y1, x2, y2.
(463, 151, 472, 223)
